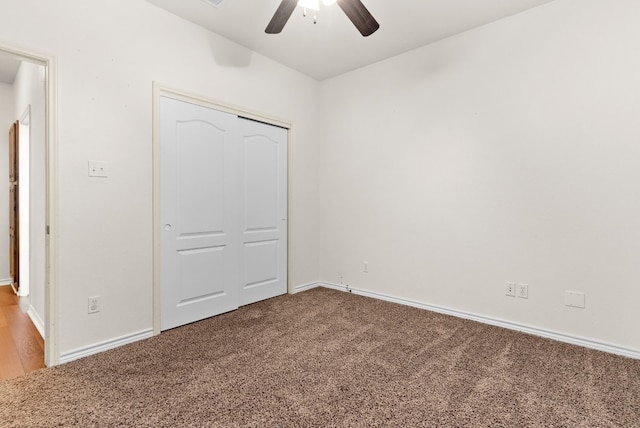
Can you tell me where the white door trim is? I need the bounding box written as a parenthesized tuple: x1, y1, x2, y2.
(18, 105, 30, 298)
(0, 41, 59, 366)
(152, 82, 295, 335)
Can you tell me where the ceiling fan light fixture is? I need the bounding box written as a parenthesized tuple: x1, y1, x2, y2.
(266, 0, 379, 36)
(298, 0, 320, 11)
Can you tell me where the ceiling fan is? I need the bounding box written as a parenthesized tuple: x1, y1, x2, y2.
(265, 0, 380, 37)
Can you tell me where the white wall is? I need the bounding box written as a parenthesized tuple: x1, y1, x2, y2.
(319, 0, 640, 352)
(0, 82, 14, 283)
(0, 0, 320, 355)
(13, 61, 47, 328)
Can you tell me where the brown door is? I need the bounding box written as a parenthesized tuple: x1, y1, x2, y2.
(9, 121, 19, 291)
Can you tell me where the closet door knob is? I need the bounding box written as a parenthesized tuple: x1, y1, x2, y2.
(163, 224, 172, 231)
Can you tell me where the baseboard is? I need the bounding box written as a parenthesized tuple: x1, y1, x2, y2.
(28, 305, 45, 339)
(294, 281, 322, 293)
(0, 278, 12, 286)
(315, 282, 640, 360)
(59, 329, 154, 365)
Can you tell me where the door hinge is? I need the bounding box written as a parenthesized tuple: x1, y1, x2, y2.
(46, 225, 50, 235)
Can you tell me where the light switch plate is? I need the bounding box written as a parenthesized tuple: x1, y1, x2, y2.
(88, 160, 108, 177)
(505, 282, 516, 297)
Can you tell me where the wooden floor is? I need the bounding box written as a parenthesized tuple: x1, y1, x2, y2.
(0, 285, 45, 381)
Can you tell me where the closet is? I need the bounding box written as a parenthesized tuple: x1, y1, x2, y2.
(159, 96, 287, 330)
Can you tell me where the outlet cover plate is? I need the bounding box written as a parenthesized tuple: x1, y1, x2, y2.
(88, 296, 100, 314)
(564, 291, 585, 308)
(517, 283, 528, 299)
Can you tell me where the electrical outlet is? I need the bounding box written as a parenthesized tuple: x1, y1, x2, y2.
(517, 284, 528, 299)
(363, 261, 369, 273)
(88, 296, 100, 314)
(505, 282, 516, 297)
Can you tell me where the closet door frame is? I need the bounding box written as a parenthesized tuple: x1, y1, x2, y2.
(151, 83, 294, 335)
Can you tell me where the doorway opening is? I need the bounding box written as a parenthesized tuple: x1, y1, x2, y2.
(0, 42, 58, 367)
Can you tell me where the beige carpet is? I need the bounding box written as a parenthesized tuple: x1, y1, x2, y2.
(1, 288, 639, 427)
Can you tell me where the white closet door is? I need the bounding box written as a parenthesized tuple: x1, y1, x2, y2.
(160, 97, 241, 331)
(159, 97, 288, 330)
(239, 118, 288, 306)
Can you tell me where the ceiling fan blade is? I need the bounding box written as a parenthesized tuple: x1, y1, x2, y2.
(336, 0, 379, 37)
(266, 0, 298, 34)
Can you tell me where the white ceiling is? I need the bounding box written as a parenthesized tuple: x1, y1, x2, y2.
(0, 50, 22, 84)
(146, 0, 556, 81)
